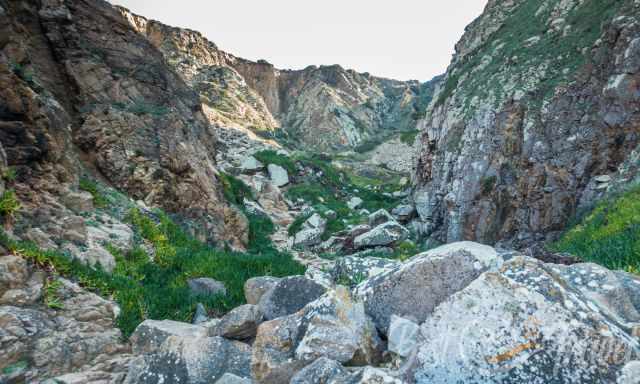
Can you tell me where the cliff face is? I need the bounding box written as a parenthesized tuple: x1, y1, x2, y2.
(0, 0, 247, 248)
(117, 7, 435, 153)
(413, 0, 640, 246)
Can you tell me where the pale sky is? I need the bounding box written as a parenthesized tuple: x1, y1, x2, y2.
(110, 0, 488, 81)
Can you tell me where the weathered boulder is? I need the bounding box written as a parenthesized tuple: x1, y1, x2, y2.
(293, 213, 327, 248)
(215, 373, 252, 384)
(387, 315, 421, 358)
(391, 204, 416, 222)
(289, 357, 350, 384)
(244, 276, 281, 305)
(353, 221, 409, 249)
(267, 164, 289, 187)
(209, 304, 264, 340)
(129, 319, 207, 355)
(350, 367, 403, 384)
(347, 197, 363, 210)
(331, 256, 399, 287)
(125, 336, 251, 384)
(368, 209, 394, 227)
(188, 277, 227, 297)
(0, 256, 29, 295)
(61, 190, 94, 213)
(240, 156, 264, 172)
(258, 276, 326, 320)
(251, 313, 307, 384)
(354, 241, 502, 333)
(192, 303, 209, 324)
(412, 256, 640, 383)
(295, 287, 383, 365)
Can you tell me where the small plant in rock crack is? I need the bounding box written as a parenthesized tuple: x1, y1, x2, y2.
(45, 279, 65, 310)
(0, 190, 21, 218)
(2, 167, 17, 183)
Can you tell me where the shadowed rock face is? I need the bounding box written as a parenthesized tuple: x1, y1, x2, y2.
(117, 6, 438, 153)
(0, 0, 247, 248)
(413, 0, 640, 247)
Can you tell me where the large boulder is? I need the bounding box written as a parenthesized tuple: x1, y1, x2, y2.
(368, 209, 394, 227)
(258, 276, 326, 320)
(411, 256, 640, 383)
(391, 205, 416, 222)
(331, 256, 399, 287)
(61, 190, 94, 213)
(208, 304, 264, 340)
(267, 164, 289, 187)
(295, 287, 383, 366)
(289, 358, 350, 384)
(240, 156, 264, 173)
(187, 277, 227, 297)
(354, 241, 502, 333)
(353, 221, 409, 249)
(129, 319, 207, 355)
(126, 335, 251, 384)
(244, 276, 281, 305)
(293, 213, 327, 248)
(347, 197, 363, 210)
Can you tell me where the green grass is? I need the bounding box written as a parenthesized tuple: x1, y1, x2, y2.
(551, 185, 640, 274)
(1, 207, 303, 338)
(253, 150, 296, 174)
(219, 172, 254, 206)
(3, 167, 17, 182)
(0, 190, 20, 218)
(79, 177, 108, 208)
(400, 130, 419, 145)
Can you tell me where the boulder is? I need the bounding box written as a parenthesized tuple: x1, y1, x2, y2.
(125, 336, 251, 384)
(391, 205, 416, 222)
(0, 255, 29, 295)
(251, 313, 307, 384)
(289, 358, 350, 384)
(209, 304, 263, 340)
(331, 256, 399, 287)
(267, 164, 289, 187)
(353, 221, 409, 249)
(129, 319, 207, 355)
(243, 198, 268, 217)
(324, 210, 337, 220)
(412, 256, 640, 383)
(347, 197, 363, 210)
(316, 236, 346, 254)
(244, 276, 281, 305)
(368, 209, 394, 227)
(258, 276, 326, 320)
(387, 315, 421, 358)
(350, 367, 403, 384)
(240, 156, 263, 172)
(295, 287, 384, 365)
(293, 214, 327, 248)
(215, 373, 252, 384)
(188, 277, 226, 297)
(61, 190, 94, 213)
(192, 303, 209, 324)
(354, 241, 503, 333)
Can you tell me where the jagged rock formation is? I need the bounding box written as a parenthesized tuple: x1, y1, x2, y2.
(117, 6, 436, 153)
(0, 0, 247, 248)
(413, 0, 640, 247)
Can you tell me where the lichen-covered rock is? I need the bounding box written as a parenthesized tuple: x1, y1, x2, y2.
(353, 221, 409, 249)
(391, 205, 416, 223)
(244, 276, 281, 305)
(129, 319, 207, 355)
(188, 277, 227, 297)
(289, 357, 350, 384)
(125, 336, 251, 384)
(347, 197, 364, 210)
(293, 214, 328, 248)
(209, 304, 264, 340)
(240, 156, 264, 172)
(331, 256, 399, 287)
(295, 286, 384, 366)
(387, 315, 421, 358)
(267, 164, 289, 187)
(368, 209, 395, 227)
(215, 373, 252, 384)
(258, 276, 326, 320)
(412, 256, 640, 384)
(354, 241, 502, 333)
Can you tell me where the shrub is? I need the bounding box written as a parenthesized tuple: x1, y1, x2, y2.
(0, 190, 20, 217)
(552, 185, 640, 274)
(400, 130, 419, 145)
(481, 176, 497, 195)
(219, 173, 253, 206)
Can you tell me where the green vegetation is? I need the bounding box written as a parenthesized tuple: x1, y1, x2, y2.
(552, 185, 640, 274)
(253, 150, 297, 174)
(400, 130, 419, 145)
(2, 361, 28, 376)
(3, 167, 17, 182)
(79, 177, 108, 208)
(434, 0, 627, 112)
(288, 213, 311, 237)
(0, 190, 20, 218)
(44, 279, 65, 310)
(219, 172, 254, 205)
(481, 176, 497, 195)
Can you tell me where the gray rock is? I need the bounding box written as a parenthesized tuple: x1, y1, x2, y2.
(387, 315, 421, 357)
(392, 189, 411, 198)
(331, 256, 399, 287)
(324, 210, 337, 220)
(215, 373, 252, 384)
(316, 236, 346, 254)
(209, 304, 264, 340)
(240, 156, 263, 172)
(251, 313, 307, 384)
(295, 287, 384, 365)
(347, 197, 363, 210)
(367, 209, 394, 227)
(243, 198, 268, 217)
(267, 164, 289, 187)
(125, 336, 251, 384)
(188, 277, 226, 297)
(129, 319, 207, 355)
(391, 204, 416, 222)
(594, 174, 612, 183)
(354, 241, 502, 333)
(289, 358, 350, 384)
(353, 221, 409, 249)
(258, 276, 327, 320)
(61, 190, 94, 213)
(350, 367, 403, 384)
(618, 361, 640, 384)
(192, 303, 208, 324)
(293, 213, 327, 248)
(412, 256, 640, 383)
(244, 276, 281, 305)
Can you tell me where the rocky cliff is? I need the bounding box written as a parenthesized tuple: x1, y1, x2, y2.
(0, 0, 247, 249)
(117, 6, 436, 153)
(413, 0, 640, 247)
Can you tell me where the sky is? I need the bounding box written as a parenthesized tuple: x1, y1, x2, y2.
(110, 0, 488, 81)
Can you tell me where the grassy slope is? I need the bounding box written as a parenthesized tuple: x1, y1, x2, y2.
(552, 186, 640, 274)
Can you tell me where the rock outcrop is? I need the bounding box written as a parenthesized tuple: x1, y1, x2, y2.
(413, 0, 640, 247)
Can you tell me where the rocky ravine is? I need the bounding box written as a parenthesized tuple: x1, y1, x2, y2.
(413, 0, 640, 247)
